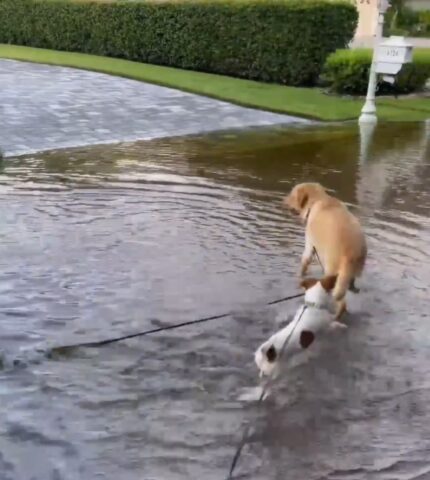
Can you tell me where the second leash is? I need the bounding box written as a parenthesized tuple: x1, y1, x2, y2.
(226, 304, 308, 479)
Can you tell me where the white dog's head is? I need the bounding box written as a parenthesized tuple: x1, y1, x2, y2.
(300, 275, 337, 309)
(254, 275, 337, 379)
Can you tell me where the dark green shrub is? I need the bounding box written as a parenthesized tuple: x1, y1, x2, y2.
(418, 11, 430, 36)
(386, 6, 430, 38)
(0, 0, 357, 86)
(321, 48, 430, 95)
(397, 7, 420, 28)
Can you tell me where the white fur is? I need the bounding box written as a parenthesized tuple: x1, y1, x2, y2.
(255, 281, 345, 379)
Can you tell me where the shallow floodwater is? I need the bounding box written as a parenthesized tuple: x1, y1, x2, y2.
(0, 122, 429, 480)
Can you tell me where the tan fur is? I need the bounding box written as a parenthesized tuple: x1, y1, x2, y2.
(300, 275, 337, 292)
(320, 275, 338, 292)
(285, 182, 367, 319)
(300, 277, 319, 290)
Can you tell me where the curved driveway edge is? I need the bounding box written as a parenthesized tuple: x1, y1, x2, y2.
(0, 59, 311, 157)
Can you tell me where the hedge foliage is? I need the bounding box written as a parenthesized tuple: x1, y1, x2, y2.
(321, 48, 430, 95)
(0, 0, 357, 86)
(386, 7, 430, 38)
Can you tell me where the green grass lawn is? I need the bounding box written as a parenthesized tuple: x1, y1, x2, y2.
(1, 44, 429, 121)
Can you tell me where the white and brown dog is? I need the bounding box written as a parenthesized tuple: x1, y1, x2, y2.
(283, 182, 367, 319)
(254, 275, 345, 380)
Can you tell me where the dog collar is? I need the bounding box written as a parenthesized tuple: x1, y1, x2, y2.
(304, 204, 313, 224)
(304, 300, 331, 312)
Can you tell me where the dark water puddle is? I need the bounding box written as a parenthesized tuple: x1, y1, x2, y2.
(0, 122, 429, 479)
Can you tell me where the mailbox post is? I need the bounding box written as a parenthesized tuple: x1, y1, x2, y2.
(359, 34, 413, 124)
(359, 5, 414, 126)
(358, 0, 391, 125)
(358, 34, 413, 169)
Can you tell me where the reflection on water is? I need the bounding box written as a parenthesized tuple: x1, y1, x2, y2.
(0, 122, 429, 480)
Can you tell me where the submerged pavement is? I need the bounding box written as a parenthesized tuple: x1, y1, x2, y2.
(0, 59, 309, 157)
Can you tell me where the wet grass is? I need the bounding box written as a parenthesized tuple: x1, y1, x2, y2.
(0, 44, 429, 121)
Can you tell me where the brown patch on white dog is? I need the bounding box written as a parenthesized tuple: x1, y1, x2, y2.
(299, 330, 315, 349)
(300, 277, 319, 290)
(266, 345, 277, 363)
(320, 275, 338, 292)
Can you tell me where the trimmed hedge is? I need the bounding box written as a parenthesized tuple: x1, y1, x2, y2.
(321, 48, 430, 95)
(0, 0, 357, 86)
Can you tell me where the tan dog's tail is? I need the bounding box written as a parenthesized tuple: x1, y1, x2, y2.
(333, 257, 356, 301)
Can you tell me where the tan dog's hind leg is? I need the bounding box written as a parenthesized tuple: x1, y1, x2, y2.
(349, 278, 360, 293)
(300, 235, 314, 277)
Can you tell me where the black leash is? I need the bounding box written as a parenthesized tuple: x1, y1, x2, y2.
(50, 248, 323, 355)
(313, 247, 322, 268)
(227, 249, 360, 478)
(227, 304, 308, 479)
(50, 291, 305, 355)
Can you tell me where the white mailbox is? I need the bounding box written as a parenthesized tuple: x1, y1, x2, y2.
(376, 36, 413, 75)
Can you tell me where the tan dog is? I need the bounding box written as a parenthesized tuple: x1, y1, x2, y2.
(284, 182, 367, 319)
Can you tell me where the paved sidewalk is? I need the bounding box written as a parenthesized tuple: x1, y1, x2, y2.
(0, 59, 309, 157)
(351, 36, 430, 48)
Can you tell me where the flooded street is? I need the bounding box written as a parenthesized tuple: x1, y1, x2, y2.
(0, 122, 429, 480)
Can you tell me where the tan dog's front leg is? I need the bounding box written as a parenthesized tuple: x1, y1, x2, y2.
(300, 235, 314, 277)
(335, 298, 347, 320)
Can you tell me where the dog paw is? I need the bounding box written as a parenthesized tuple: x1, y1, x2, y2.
(238, 386, 270, 402)
(261, 388, 271, 401)
(349, 279, 360, 294)
(329, 321, 348, 331)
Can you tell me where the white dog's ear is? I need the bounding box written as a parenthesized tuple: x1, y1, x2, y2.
(300, 278, 318, 290)
(320, 275, 337, 291)
(300, 330, 315, 349)
(265, 345, 277, 363)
